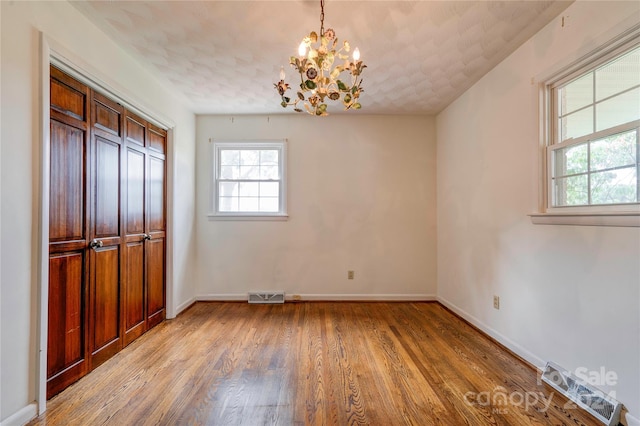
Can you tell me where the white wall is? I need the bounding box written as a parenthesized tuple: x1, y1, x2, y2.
(0, 1, 196, 422)
(196, 115, 436, 300)
(437, 1, 640, 422)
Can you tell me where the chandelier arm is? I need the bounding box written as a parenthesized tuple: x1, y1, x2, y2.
(326, 81, 339, 92)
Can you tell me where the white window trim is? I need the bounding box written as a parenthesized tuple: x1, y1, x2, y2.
(531, 23, 640, 227)
(208, 139, 288, 220)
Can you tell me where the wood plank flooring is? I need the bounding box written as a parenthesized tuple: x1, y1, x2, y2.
(30, 302, 599, 425)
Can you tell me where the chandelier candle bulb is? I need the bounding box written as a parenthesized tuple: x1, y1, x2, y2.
(274, 0, 366, 116)
(279, 66, 286, 82)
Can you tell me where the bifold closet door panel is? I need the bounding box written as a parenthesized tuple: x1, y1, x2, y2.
(123, 112, 148, 345)
(88, 92, 124, 367)
(146, 128, 166, 328)
(47, 66, 91, 399)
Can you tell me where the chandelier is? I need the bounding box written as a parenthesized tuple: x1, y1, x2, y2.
(275, 0, 366, 116)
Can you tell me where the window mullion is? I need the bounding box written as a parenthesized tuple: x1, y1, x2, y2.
(588, 71, 594, 207)
(587, 141, 592, 206)
(637, 128, 640, 203)
(592, 71, 596, 136)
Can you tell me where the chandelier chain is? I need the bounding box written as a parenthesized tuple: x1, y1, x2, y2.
(320, 0, 325, 36)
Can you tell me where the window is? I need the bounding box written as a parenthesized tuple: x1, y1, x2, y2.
(533, 30, 640, 226)
(549, 44, 639, 208)
(210, 140, 287, 219)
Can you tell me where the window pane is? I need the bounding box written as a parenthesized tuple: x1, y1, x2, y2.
(591, 166, 638, 204)
(239, 182, 259, 196)
(590, 130, 637, 171)
(596, 47, 640, 101)
(560, 106, 593, 141)
(260, 150, 279, 166)
(239, 197, 259, 211)
(259, 197, 279, 212)
(240, 150, 259, 165)
(220, 150, 240, 166)
(554, 174, 588, 206)
(554, 143, 588, 177)
(559, 73, 593, 115)
(220, 165, 238, 179)
(595, 87, 640, 132)
(260, 165, 279, 179)
(219, 197, 238, 212)
(260, 182, 279, 197)
(240, 165, 260, 179)
(214, 142, 286, 215)
(219, 182, 238, 197)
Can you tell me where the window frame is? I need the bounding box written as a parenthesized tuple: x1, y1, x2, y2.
(209, 139, 288, 220)
(547, 123, 640, 209)
(532, 25, 640, 227)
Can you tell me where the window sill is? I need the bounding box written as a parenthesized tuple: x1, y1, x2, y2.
(529, 212, 640, 227)
(208, 213, 289, 221)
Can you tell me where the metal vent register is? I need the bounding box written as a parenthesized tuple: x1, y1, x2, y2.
(541, 362, 622, 425)
(248, 292, 285, 304)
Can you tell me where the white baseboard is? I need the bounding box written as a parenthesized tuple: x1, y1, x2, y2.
(196, 293, 437, 302)
(624, 411, 640, 426)
(175, 297, 196, 315)
(436, 296, 545, 368)
(0, 403, 37, 426)
(197, 293, 247, 301)
(289, 293, 437, 301)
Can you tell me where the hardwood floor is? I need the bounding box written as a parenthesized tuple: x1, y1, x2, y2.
(30, 302, 599, 425)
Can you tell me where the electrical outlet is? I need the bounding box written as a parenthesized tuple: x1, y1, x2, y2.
(348, 270, 355, 280)
(493, 295, 500, 310)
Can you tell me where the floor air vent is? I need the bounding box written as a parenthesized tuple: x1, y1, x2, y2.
(248, 292, 285, 304)
(541, 361, 621, 425)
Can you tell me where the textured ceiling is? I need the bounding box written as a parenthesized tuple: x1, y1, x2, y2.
(72, 1, 572, 115)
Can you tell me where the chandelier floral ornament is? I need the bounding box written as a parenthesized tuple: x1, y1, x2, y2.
(275, 0, 366, 116)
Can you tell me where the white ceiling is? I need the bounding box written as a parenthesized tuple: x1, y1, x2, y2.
(72, 0, 572, 115)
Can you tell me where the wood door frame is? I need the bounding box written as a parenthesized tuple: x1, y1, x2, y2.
(38, 33, 176, 416)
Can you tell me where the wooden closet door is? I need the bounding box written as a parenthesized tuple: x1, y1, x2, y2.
(123, 113, 166, 339)
(88, 91, 124, 368)
(146, 124, 166, 329)
(47, 66, 91, 399)
(47, 67, 167, 397)
(123, 112, 147, 345)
